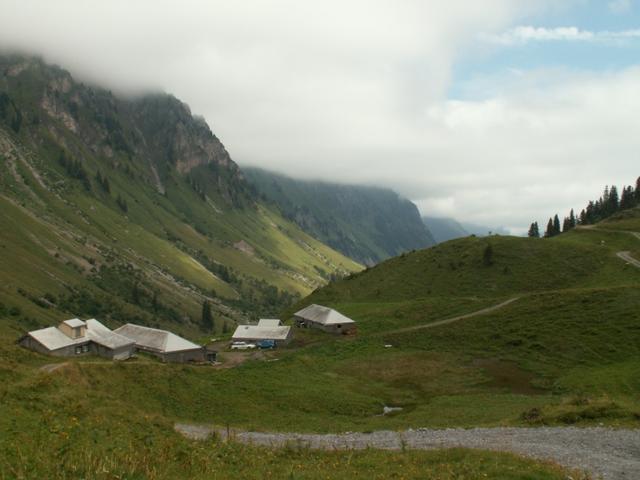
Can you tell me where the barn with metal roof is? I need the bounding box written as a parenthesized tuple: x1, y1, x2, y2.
(114, 323, 212, 363)
(232, 319, 292, 346)
(20, 319, 135, 360)
(293, 304, 357, 335)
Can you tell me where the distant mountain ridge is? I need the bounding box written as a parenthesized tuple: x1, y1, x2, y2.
(422, 217, 469, 243)
(423, 216, 510, 243)
(245, 168, 436, 265)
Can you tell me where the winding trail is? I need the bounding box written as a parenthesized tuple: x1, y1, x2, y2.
(380, 297, 521, 336)
(175, 423, 640, 479)
(617, 251, 640, 269)
(615, 229, 640, 269)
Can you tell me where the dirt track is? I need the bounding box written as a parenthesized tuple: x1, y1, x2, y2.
(617, 251, 640, 269)
(381, 297, 521, 336)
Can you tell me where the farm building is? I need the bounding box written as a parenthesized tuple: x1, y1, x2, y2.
(293, 304, 357, 335)
(19, 318, 135, 360)
(114, 323, 214, 363)
(232, 319, 292, 346)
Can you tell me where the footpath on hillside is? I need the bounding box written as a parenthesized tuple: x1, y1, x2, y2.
(380, 297, 521, 336)
(175, 423, 640, 480)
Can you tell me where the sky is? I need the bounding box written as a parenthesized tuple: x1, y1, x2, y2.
(1, 0, 639, 233)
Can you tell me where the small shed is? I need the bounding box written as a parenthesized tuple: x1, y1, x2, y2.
(232, 319, 292, 346)
(19, 318, 135, 360)
(293, 304, 357, 335)
(114, 323, 209, 363)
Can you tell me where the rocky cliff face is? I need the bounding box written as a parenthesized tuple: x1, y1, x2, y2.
(130, 95, 235, 174)
(0, 55, 243, 200)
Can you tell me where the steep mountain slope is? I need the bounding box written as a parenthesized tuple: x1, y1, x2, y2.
(422, 216, 469, 243)
(0, 55, 360, 336)
(244, 167, 435, 265)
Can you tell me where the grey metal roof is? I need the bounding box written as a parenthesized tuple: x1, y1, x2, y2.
(294, 304, 355, 325)
(232, 324, 291, 341)
(257, 319, 282, 327)
(85, 319, 135, 349)
(28, 326, 86, 351)
(114, 324, 201, 353)
(27, 319, 134, 351)
(63, 318, 86, 328)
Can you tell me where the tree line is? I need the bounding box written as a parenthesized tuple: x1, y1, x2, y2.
(529, 176, 640, 238)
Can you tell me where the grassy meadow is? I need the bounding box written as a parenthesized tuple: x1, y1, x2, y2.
(2, 209, 639, 477)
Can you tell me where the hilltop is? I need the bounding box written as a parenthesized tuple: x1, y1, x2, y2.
(0, 54, 361, 338)
(244, 167, 435, 265)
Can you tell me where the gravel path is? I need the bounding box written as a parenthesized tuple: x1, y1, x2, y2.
(175, 423, 640, 479)
(617, 251, 640, 269)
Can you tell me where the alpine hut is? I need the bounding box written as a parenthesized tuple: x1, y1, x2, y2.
(293, 305, 357, 335)
(232, 319, 292, 346)
(19, 318, 135, 360)
(114, 323, 213, 363)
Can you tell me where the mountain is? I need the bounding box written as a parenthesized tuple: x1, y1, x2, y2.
(0, 55, 361, 336)
(244, 167, 436, 265)
(422, 216, 469, 243)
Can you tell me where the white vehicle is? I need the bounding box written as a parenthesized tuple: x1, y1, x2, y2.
(230, 341, 256, 350)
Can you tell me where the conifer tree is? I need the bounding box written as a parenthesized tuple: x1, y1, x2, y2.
(201, 300, 214, 331)
(132, 282, 140, 305)
(569, 209, 576, 228)
(608, 185, 620, 214)
(544, 218, 554, 238)
(553, 214, 561, 236)
(579, 209, 587, 225)
(482, 244, 494, 266)
(620, 186, 633, 210)
(528, 222, 540, 238)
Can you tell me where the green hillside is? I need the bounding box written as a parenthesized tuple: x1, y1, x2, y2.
(244, 167, 435, 265)
(0, 55, 361, 338)
(0, 208, 633, 478)
(0, 53, 632, 479)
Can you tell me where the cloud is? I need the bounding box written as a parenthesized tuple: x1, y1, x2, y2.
(481, 25, 640, 46)
(1, 0, 637, 234)
(410, 67, 640, 231)
(609, 0, 632, 14)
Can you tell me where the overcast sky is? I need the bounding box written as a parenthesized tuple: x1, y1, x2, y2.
(1, 0, 639, 233)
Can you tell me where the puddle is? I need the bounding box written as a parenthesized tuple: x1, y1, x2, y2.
(472, 358, 547, 395)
